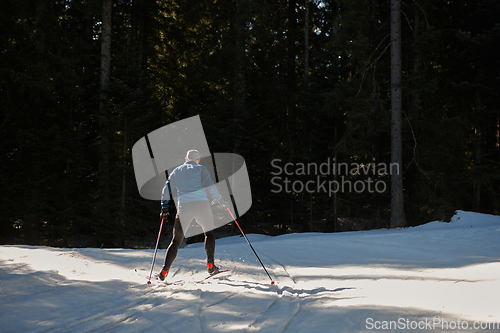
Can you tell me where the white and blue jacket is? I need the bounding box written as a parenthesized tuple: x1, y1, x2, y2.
(161, 160, 221, 208)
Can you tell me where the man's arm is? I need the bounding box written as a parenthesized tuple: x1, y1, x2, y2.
(161, 174, 174, 208)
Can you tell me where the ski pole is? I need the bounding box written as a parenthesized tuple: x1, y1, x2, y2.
(226, 207, 275, 285)
(147, 215, 165, 284)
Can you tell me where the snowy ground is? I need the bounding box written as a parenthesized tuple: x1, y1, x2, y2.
(1, 210, 500, 333)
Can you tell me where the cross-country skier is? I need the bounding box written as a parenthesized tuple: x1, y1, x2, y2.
(157, 149, 228, 281)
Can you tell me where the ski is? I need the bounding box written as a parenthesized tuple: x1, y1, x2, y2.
(152, 276, 184, 285)
(196, 266, 236, 283)
(135, 269, 184, 285)
(136, 266, 236, 285)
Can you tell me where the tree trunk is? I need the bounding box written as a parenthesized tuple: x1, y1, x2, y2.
(234, 0, 246, 125)
(24, 162, 42, 245)
(232, 0, 247, 233)
(474, 91, 482, 212)
(496, 117, 500, 150)
(390, 0, 406, 228)
(286, 0, 297, 232)
(371, 0, 382, 160)
(121, 117, 127, 224)
(407, 9, 421, 226)
(24, 0, 47, 245)
(309, 193, 313, 232)
(304, 0, 310, 86)
(135, 0, 146, 71)
(99, 0, 112, 207)
(35, 0, 45, 54)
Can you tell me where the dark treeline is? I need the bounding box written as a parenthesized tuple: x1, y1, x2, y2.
(1, 0, 499, 247)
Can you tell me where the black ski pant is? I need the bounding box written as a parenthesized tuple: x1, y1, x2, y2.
(162, 200, 215, 272)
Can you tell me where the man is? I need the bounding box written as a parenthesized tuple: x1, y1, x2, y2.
(157, 149, 228, 281)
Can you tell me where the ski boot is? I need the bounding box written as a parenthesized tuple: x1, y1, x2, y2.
(207, 262, 219, 275)
(157, 269, 168, 281)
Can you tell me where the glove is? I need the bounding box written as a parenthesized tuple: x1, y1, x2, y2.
(217, 199, 229, 209)
(160, 207, 169, 218)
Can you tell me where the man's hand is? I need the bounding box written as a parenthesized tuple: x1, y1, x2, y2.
(218, 199, 229, 209)
(160, 208, 169, 218)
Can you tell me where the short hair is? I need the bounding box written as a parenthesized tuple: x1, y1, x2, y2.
(186, 150, 200, 160)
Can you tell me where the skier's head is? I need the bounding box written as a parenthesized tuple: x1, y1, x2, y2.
(186, 149, 201, 163)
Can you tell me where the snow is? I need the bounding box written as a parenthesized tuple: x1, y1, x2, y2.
(1, 210, 499, 332)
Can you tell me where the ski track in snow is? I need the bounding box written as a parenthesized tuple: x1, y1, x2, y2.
(1, 210, 500, 332)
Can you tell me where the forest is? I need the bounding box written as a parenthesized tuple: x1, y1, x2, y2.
(1, 0, 499, 247)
